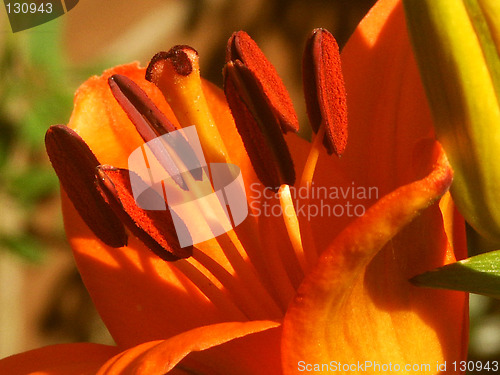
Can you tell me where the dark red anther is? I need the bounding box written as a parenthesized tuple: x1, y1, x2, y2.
(223, 31, 298, 189)
(45, 125, 127, 248)
(303, 28, 348, 156)
(224, 61, 296, 189)
(96, 166, 192, 261)
(227, 31, 299, 133)
(108, 74, 202, 187)
(108, 74, 177, 135)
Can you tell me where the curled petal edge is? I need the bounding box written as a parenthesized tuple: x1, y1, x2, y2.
(281, 141, 454, 374)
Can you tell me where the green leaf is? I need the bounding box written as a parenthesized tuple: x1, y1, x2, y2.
(411, 250, 500, 299)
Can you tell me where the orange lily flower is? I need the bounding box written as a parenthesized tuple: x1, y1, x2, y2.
(0, 0, 467, 374)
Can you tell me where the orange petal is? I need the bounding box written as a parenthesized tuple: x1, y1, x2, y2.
(339, 0, 436, 195)
(62, 190, 232, 348)
(282, 143, 467, 373)
(96, 320, 279, 374)
(0, 343, 119, 375)
(439, 191, 468, 262)
(178, 322, 282, 374)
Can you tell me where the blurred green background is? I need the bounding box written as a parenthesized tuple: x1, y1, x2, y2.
(0, 0, 498, 371)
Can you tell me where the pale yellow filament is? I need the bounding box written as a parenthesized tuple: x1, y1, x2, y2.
(299, 121, 326, 189)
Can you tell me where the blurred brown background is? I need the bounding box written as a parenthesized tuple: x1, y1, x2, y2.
(0, 0, 499, 370)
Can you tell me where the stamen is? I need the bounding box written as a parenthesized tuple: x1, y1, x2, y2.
(216, 231, 284, 318)
(108, 71, 278, 307)
(96, 166, 192, 261)
(257, 202, 297, 310)
(231, 213, 289, 312)
(296, 30, 349, 261)
(173, 258, 248, 321)
(191, 246, 281, 320)
(303, 28, 348, 156)
(297, 123, 326, 261)
(45, 125, 127, 248)
(145, 46, 228, 164)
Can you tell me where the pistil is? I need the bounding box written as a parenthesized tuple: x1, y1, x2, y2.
(146, 46, 229, 164)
